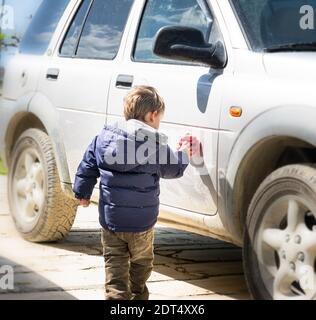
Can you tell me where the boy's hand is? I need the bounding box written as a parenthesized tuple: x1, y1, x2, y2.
(177, 140, 191, 156)
(177, 134, 203, 157)
(79, 199, 90, 207)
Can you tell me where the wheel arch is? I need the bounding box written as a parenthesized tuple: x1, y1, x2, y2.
(5, 92, 73, 198)
(5, 111, 47, 161)
(222, 106, 316, 244)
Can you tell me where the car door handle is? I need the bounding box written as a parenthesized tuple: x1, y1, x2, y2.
(115, 74, 134, 89)
(46, 68, 59, 80)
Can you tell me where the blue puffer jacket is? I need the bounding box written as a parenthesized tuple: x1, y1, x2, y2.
(73, 120, 189, 232)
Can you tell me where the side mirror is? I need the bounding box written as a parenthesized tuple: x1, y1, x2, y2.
(153, 26, 226, 69)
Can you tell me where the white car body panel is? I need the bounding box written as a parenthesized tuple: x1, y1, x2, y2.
(2, 0, 316, 245)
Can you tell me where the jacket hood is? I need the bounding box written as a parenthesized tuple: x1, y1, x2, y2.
(121, 119, 168, 145)
(100, 120, 169, 172)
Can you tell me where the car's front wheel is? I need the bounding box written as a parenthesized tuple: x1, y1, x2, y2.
(244, 164, 316, 300)
(8, 128, 78, 242)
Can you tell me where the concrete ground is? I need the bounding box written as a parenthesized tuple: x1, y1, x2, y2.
(0, 175, 249, 300)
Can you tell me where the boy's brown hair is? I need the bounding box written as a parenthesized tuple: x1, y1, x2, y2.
(124, 86, 165, 121)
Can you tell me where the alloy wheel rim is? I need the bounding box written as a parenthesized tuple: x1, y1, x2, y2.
(12, 148, 45, 230)
(256, 196, 316, 300)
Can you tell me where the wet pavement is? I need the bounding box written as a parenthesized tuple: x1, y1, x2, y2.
(0, 175, 249, 300)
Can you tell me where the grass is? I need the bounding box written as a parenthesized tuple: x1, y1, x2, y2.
(0, 158, 7, 175)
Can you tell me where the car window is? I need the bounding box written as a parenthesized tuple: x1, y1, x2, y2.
(60, 0, 92, 56)
(134, 0, 214, 63)
(20, 0, 70, 55)
(75, 0, 134, 60)
(232, 0, 316, 51)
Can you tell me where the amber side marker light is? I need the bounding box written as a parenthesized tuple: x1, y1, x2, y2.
(230, 107, 243, 117)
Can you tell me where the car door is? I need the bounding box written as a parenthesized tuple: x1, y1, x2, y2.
(2, 0, 69, 101)
(37, 0, 135, 191)
(107, 0, 227, 215)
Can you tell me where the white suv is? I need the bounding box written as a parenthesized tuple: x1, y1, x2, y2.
(2, 0, 316, 300)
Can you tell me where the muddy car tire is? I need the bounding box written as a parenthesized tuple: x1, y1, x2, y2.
(244, 164, 316, 300)
(8, 129, 78, 242)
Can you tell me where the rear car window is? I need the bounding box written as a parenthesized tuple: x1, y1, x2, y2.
(75, 0, 134, 60)
(20, 0, 70, 55)
(60, 0, 92, 56)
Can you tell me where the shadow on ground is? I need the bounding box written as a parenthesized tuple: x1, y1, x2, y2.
(43, 226, 248, 299)
(0, 256, 77, 300)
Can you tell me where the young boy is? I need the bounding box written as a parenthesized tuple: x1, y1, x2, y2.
(73, 86, 199, 300)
